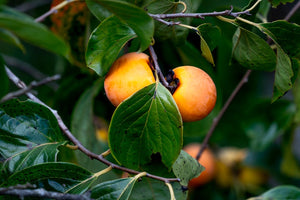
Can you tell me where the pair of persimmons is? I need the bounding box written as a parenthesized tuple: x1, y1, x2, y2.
(104, 52, 217, 188)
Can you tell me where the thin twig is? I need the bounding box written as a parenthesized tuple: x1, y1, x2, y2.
(35, 0, 80, 22)
(196, 70, 252, 160)
(148, 6, 250, 22)
(3, 55, 60, 90)
(0, 74, 61, 103)
(148, 46, 169, 87)
(0, 187, 92, 200)
(4, 66, 180, 184)
(284, 1, 300, 21)
(148, 46, 178, 93)
(15, 0, 52, 12)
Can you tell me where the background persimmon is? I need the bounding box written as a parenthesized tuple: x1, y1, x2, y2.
(183, 143, 216, 188)
(104, 52, 155, 107)
(171, 66, 217, 122)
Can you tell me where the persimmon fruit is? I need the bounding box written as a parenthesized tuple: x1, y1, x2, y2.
(170, 66, 217, 122)
(104, 52, 155, 107)
(183, 143, 216, 188)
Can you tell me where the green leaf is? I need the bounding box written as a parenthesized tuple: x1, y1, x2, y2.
(272, 46, 293, 102)
(108, 82, 183, 171)
(197, 32, 215, 66)
(0, 99, 66, 159)
(197, 23, 221, 51)
(86, 0, 112, 21)
(172, 150, 204, 186)
(65, 170, 104, 195)
(91, 175, 144, 200)
(0, 5, 70, 59)
(268, 0, 294, 7)
(232, 27, 277, 71)
(1, 162, 93, 187)
(0, 28, 24, 52)
(0, 56, 8, 99)
(86, 16, 136, 76)
(130, 178, 188, 200)
(2, 142, 66, 174)
(258, 22, 297, 101)
(87, 0, 154, 51)
(248, 185, 300, 200)
(260, 21, 300, 58)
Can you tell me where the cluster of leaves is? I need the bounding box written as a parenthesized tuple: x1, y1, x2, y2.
(0, 0, 300, 199)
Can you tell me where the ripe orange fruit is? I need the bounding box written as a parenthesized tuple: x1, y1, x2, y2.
(171, 66, 216, 122)
(104, 52, 155, 107)
(183, 143, 216, 188)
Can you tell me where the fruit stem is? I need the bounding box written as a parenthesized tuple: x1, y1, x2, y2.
(165, 182, 176, 200)
(148, 45, 178, 93)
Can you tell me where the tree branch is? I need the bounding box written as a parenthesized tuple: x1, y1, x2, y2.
(0, 74, 61, 103)
(4, 66, 180, 184)
(196, 70, 252, 160)
(284, 1, 300, 21)
(35, 0, 80, 22)
(3, 55, 60, 90)
(0, 187, 92, 200)
(15, 0, 52, 12)
(148, 6, 251, 23)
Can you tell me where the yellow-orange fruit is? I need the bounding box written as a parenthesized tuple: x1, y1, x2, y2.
(183, 143, 216, 188)
(172, 66, 216, 122)
(104, 52, 155, 107)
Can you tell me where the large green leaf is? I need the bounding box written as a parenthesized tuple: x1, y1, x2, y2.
(108, 82, 183, 171)
(172, 150, 204, 186)
(260, 21, 300, 58)
(0, 5, 70, 59)
(232, 27, 276, 71)
(86, 16, 136, 76)
(248, 185, 300, 200)
(0, 99, 66, 159)
(87, 0, 154, 52)
(1, 162, 93, 187)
